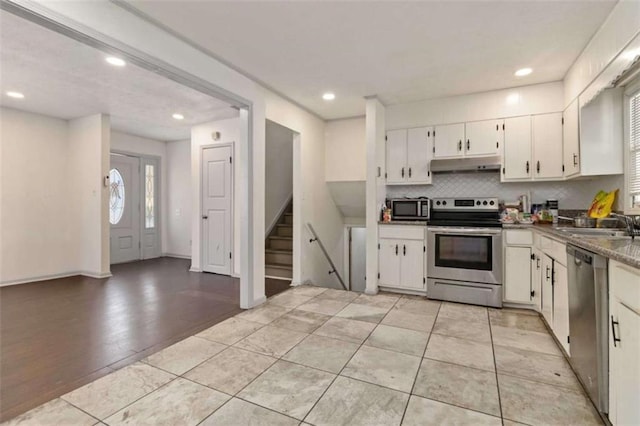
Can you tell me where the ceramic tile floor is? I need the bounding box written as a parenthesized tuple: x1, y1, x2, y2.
(4, 286, 604, 426)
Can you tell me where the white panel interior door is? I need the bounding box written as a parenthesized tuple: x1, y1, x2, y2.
(202, 145, 232, 275)
(110, 154, 141, 264)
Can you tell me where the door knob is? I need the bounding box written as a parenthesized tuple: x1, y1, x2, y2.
(202, 215, 208, 220)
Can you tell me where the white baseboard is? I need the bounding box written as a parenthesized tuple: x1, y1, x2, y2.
(247, 295, 267, 308)
(162, 253, 191, 260)
(189, 267, 203, 273)
(0, 270, 110, 287)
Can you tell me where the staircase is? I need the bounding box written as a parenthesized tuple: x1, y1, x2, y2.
(265, 200, 293, 280)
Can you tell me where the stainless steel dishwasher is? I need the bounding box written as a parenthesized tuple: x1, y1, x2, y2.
(567, 244, 609, 415)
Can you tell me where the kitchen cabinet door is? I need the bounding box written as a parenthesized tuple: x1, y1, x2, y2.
(465, 119, 503, 157)
(563, 99, 580, 178)
(553, 262, 570, 355)
(504, 246, 532, 303)
(406, 127, 433, 184)
(400, 239, 425, 290)
(609, 301, 640, 426)
(379, 239, 401, 288)
(502, 116, 532, 181)
(386, 129, 407, 184)
(531, 248, 543, 312)
(541, 254, 553, 326)
(533, 113, 564, 180)
(434, 123, 465, 159)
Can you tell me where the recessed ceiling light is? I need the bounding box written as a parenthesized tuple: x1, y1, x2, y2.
(6, 91, 25, 99)
(322, 92, 336, 101)
(172, 113, 184, 120)
(105, 57, 126, 67)
(515, 68, 533, 77)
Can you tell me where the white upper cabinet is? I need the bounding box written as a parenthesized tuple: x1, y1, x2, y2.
(386, 127, 432, 185)
(533, 113, 564, 180)
(386, 129, 408, 184)
(434, 123, 465, 159)
(563, 99, 580, 178)
(502, 116, 532, 181)
(406, 127, 433, 184)
(465, 119, 503, 157)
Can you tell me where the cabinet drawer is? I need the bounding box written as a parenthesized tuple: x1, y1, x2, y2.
(540, 236, 567, 266)
(610, 260, 640, 313)
(379, 225, 425, 240)
(505, 230, 533, 246)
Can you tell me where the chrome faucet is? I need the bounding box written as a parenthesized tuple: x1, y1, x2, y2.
(610, 213, 640, 239)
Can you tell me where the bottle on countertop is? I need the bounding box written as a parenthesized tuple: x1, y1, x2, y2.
(547, 199, 559, 225)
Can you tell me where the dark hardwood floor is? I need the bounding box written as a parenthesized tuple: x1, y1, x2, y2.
(0, 257, 291, 421)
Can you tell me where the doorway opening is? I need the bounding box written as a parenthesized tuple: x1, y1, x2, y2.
(264, 120, 294, 282)
(345, 226, 367, 292)
(109, 153, 161, 264)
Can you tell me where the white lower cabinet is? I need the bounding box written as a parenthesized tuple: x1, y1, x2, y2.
(553, 262, 570, 354)
(541, 254, 554, 326)
(608, 261, 640, 426)
(531, 248, 542, 312)
(504, 246, 532, 303)
(378, 225, 426, 291)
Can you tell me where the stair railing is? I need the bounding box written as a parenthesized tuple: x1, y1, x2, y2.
(306, 223, 348, 290)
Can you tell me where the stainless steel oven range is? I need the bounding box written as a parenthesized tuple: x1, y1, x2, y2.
(427, 197, 503, 308)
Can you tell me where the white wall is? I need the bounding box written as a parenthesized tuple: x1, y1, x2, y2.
(68, 114, 110, 277)
(564, 1, 640, 107)
(110, 131, 169, 254)
(23, 1, 346, 306)
(0, 108, 75, 284)
(265, 120, 293, 235)
(325, 117, 366, 182)
(166, 139, 191, 258)
(191, 117, 242, 275)
(386, 81, 564, 130)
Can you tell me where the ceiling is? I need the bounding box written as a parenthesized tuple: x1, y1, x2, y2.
(123, 0, 617, 120)
(0, 11, 237, 141)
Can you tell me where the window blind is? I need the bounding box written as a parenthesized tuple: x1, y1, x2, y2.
(630, 91, 640, 208)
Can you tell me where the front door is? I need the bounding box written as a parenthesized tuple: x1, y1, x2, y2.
(202, 145, 232, 275)
(110, 154, 141, 264)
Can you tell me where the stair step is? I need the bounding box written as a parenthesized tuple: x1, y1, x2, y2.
(266, 262, 293, 279)
(265, 249, 293, 265)
(283, 213, 293, 225)
(268, 236, 292, 251)
(276, 224, 292, 237)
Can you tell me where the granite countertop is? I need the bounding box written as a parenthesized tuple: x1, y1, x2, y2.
(504, 224, 640, 269)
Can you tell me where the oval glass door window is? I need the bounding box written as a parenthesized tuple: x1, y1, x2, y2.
(109, 168, 125, 225)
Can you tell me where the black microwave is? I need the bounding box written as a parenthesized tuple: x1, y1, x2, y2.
(390, 198, 430, 221)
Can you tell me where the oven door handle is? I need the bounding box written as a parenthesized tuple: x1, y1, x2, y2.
(427, 227, 502, 236)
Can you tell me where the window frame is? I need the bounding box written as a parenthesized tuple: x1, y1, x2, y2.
(623, 78, 640, 214)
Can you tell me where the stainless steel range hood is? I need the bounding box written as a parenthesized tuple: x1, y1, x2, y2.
(430, 156, 501, 174)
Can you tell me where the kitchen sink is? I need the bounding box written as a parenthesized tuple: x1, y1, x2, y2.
(555, 227, 629, 238)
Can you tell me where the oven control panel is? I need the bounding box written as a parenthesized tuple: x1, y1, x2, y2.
(431, 197, 499, 210)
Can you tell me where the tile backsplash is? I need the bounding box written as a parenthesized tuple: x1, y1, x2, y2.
(385, 172, 624, 209)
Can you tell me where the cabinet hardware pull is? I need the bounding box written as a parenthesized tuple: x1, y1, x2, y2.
(401, 167, 405, 178)
(526, 161, 530, 173)
(536, 161, 540, 173)
(536, 257, 540, 269)
(395, 244, 398, 255)
(202, 215, 208, 220)
(546, 266, 551, 280)
(403, 245, 406, 256)
(573, 153, 578, 166)
(466, 139, 470, 151)
(408, 167, 412, 178)
(611, 316, 621, 347)
(458, 140, 462, 151)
